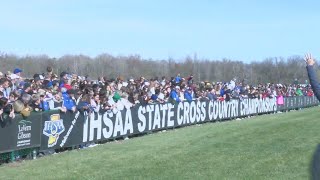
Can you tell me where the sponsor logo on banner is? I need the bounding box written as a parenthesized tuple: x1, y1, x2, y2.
(43, 114, 65, 147)
(17, 120, 32, 147)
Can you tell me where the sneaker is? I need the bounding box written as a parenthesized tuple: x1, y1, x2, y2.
(88, 144, 98, 148)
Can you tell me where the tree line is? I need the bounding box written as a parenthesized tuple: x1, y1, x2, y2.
(0, 52, 311, 84)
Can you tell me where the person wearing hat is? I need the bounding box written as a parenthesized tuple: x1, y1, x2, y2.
(33, 76, 43, 87)
(13, 68, 22, 77)
(9, 74, 20, 91)
(21, 82, 32, 95)
(12, 68, 23, 85)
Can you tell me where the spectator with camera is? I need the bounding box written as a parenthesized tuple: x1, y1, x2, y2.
(0, 97, 15, 125)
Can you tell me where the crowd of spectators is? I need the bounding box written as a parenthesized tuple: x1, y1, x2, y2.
(0, 67, 315, 122)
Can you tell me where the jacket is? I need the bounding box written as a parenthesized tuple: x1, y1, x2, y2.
(184, 90, 193, 102)
(62, 93, 76, 111)
(170, 90, 181, 103)
(307, 65, 320, 101)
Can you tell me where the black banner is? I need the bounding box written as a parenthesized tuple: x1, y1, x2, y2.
(0, 113, 42, 153)
(81, 98, 278, 143)
(40, 111, 84, 150)
(1, 96, 319, 153)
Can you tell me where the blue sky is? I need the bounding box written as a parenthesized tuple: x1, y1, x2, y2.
(0, 0, 319, 62)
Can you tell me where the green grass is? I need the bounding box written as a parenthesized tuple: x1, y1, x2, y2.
(1, 107, 320, 180)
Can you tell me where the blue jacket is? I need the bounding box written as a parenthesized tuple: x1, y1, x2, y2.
(62, 93, 76, 111)
(40, 101, 50, 111)
(184, 90, 193, 102)
(170, 90, 181, 103)
(175, 76, 182, 84)
(307, 65, 320, 101)
(220, 89, 225, 96)
(77, 101, 91, 113)
(151, 94, 158, 101)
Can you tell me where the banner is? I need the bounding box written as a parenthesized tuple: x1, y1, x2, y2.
(0, 113, 42, 153)
(1, 96, 319, 153)
(40, 111, 84, 150)
(82, 98, 278, 143)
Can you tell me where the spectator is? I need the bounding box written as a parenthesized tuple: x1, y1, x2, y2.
(175, 74, 182, 85)
(207, 88, 217, 101)
(296, 86, 303, 96)
(187, 75, 193, 86)
(9, 74, 20, 90)
(0, 78, 11, 98)
(77, 94, 92, 113)
(9, 90, 21, 103)
(0, 97, 15, 121)
(90, 93, 100, 113)
(62, 89, 77, 112)
(184, 87, 193, 102)
(138, 91, 149, 106)
(0, 64, 316, 124)
(39, 94, 50, 111)
(170, 86, 181, 103)
(30, 94, 42, 112)
(51, 92, 64, 109)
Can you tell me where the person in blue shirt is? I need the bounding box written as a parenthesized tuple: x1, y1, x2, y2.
(39, 95, 50, 111)
(62, 89, 77, 112)
(184, 87, 193, 102)
(170, 86, 181, 103)
(220, 85, 227, 97)
(175, 74, 182, 85)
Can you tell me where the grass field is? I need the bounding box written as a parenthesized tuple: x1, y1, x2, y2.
(1, 107, 320, 180)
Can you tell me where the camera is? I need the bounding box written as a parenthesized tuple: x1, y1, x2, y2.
(3, 104, 13, 114)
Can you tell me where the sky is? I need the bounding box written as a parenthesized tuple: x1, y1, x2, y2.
(0, 0, 320, 62)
